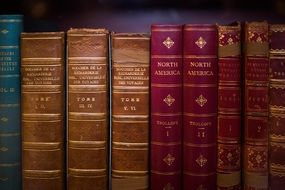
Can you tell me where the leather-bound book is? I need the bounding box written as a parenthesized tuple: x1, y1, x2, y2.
(0, 15, 23, 189)
(183, 24, 218, 190)
(21, 32, 65, 190)
(243, 21, 269, 190)
(217, 23, 241, 190)
(150, 24, 183, 190)
(269, 24, 285, 189)
(67, 29, 109, 190)
(111, 33, 150, 190)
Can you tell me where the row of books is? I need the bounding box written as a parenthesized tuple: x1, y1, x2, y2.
(0, 14, 285, 190)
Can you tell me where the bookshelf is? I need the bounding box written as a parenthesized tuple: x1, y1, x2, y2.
(1, 0, 285, 32)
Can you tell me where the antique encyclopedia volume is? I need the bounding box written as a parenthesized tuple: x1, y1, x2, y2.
(111, 33, 150, 190)
(269, 24, 285, 189)
(151, 25, 183, 190)
(217, 23, 242, 189)
(67, 29, 109, 190)
(0, 15, 23, 189)
(243, 21, 269, 190)
(21, 32, 65, 190)
(183, 24, 218, 190)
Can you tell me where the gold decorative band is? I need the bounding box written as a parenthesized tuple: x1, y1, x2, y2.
(183, 142, 216, 147)
(151, 141, 181, 146)
(183, 171, 216, 176)
(112, 169, 148, 174)
(112, 142, 148, 147)
(68, 140, 106, 148)
(184, 112, 217, 117)
(151, 170, 180, 175)
(184, 84, 217, 87)
(23, 142, 62, 150)
(22, 57, 62, 62)
(68, 168, 106, 177)
(151, 55, 182, 59)
(112, 147, 148, 151)
(151, 112, 182, 116)
(151, 83, 182, 87)
(184, 55, 217, 58)
(23, 169, 61, 178)
(112, 115, 149, 119)
(22, 113, 62, 121)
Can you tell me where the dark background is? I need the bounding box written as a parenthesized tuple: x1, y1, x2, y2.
(1, 0, 285, 32)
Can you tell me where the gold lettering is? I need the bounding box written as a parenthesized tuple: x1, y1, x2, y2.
(187, 70, 213, 76)
(189, 121, 212, 127)
(190, 62, 211, 68)
(157, 61, 178, 67)
(154, 70, 181, 76)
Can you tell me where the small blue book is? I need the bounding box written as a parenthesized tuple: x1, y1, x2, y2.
(0, 14, 23, 190)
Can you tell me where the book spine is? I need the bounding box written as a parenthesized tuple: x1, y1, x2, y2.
(67, 29, 109, 190)
(243, 21, 269, 190)
(111, 33, 149, 190)
(0, 14, 23, 189)
(183, 24, 218, 190)
(150, 25, 183, 190)
(269, 24, 285, 189)
(21, 32, 65, 190)
(217, 23, 242, 190)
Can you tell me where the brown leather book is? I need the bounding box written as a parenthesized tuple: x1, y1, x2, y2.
(269, 24, 285, 189)
(111, 33, 150, 190)
(243, 21, 269, 190)
(21, 32, 65, 190)
(67, 29, 109, 190)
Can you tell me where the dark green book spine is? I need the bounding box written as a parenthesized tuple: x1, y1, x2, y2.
(0, 15, 23, 189)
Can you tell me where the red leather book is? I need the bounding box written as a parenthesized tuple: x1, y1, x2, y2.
(243, 21, 269, 190)
(151, 25, 183, 190)
(217, 23, 242, 190)
(183, 24, 218, 190)
(269, 24, 285, 189)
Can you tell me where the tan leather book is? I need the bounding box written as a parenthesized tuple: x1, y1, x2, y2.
(111, 33, 150, 190)
(67, 28, 109, 190)
(21, 32, 65, 190)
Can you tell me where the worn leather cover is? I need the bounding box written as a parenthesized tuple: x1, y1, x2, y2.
(111, 33, 149, 190)
(243, 21, 269, 190)
(21, 32, 65, 190)
(0, 15, 23, 189)
(150, 24, 183, 190)
(269, 24, 285, 189)
(183, 24, 218, 190)
(217, 23, 241, 190)
(67, 29, 109, 190)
